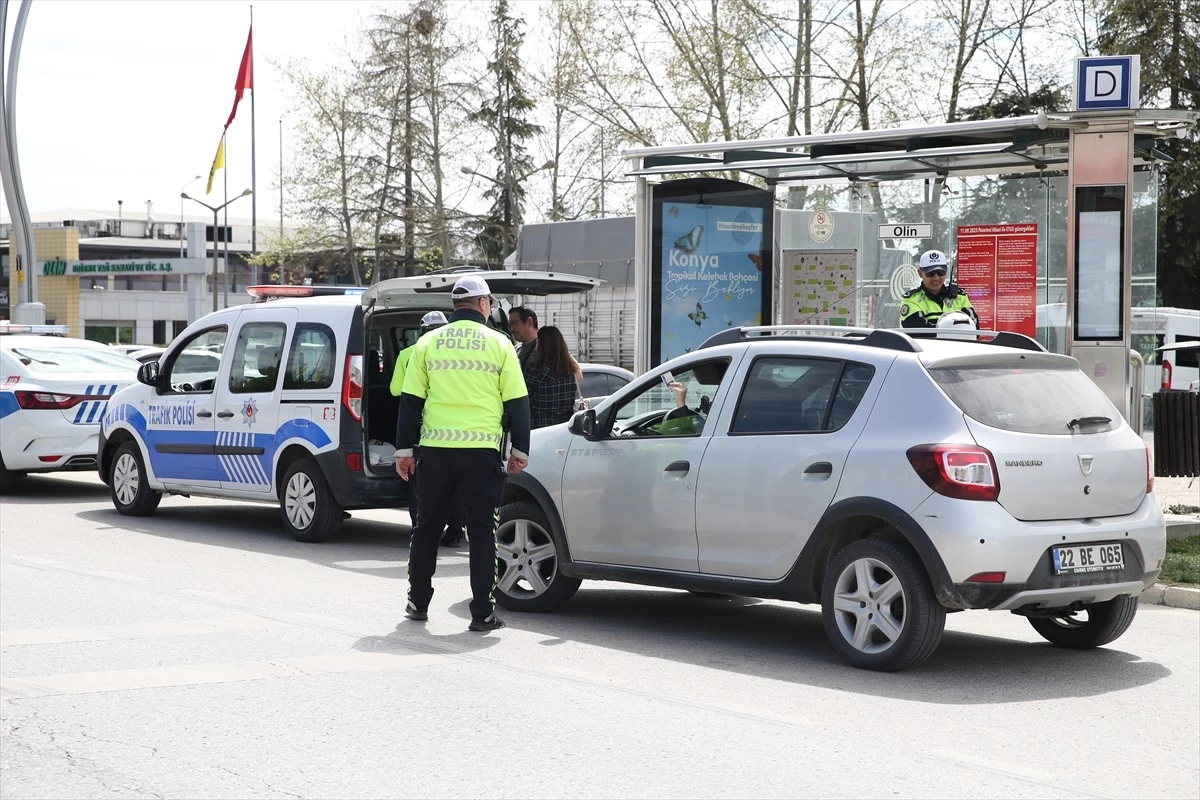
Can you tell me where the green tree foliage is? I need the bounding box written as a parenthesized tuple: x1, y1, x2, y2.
(468, 0, 542, 264)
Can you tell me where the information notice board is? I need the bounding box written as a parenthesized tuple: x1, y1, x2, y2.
(954, 223, 1038, 336)
(783, 249, 858, 326)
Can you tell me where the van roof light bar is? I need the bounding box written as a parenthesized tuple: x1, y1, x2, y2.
(0, 322, 71, 336)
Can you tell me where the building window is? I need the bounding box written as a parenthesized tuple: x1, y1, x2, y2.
(153, 320, 167, 345)
(84, 321, 136, 345)
(173, 320, 188, 338)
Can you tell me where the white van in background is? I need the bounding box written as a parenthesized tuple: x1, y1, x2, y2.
(1035, 304, 1200, 392)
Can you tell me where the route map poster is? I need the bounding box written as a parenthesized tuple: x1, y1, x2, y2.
(954, 223, 1039, 337)
(783, 249, 858, 326)
(658, 202, 766, 360)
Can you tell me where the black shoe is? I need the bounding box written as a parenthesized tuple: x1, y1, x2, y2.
(440, 534, 465, 548)
(404, 601, 428, 622)
(468, 613, 506, 632)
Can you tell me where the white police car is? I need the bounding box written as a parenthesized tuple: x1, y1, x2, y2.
(98, 271, 600, 542)
(1, 326, 140, 492)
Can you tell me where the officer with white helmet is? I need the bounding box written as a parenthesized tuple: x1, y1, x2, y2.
(900, 249, 977, 328)
(390, 310, 466, 548)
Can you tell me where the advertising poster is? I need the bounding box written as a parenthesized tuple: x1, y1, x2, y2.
(783, 249, 858, 326)
(1076, 210, 1123, 339)
(658, 201, 766, 360)
(954, 223, 1039, 336)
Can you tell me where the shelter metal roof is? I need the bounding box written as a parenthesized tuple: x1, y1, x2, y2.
(622, 110, 1197, 184)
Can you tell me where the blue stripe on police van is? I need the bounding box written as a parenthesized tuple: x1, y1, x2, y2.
(216, 431, 270, 485)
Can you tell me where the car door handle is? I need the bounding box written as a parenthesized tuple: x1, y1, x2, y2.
(664, 460, 690, 473)
(196, 410, 213, 418)
(804, 462, 833, 476)
(217, 410, 235, 419)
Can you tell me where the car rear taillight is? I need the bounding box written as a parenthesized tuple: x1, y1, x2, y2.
(15, 391, 83, 410)
(342, 354, 363, 421)
(1161, 360, 1172, 390)
(1144, 441, 1154, 494)
(906, 444, 1000, 501)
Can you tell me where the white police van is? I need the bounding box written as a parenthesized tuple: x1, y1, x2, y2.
(98, 271, 600, 541)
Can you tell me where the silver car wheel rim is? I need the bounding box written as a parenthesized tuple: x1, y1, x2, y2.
(285, 472, 316, 530)
(832, 557, 906, 654)
(113, 452, 140, 506)
(496, 518, 557, 597)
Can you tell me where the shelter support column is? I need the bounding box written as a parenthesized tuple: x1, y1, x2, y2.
(1066, 118, 1136, 421)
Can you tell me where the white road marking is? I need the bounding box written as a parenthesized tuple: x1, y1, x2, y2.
(0, 615, 285, 647)
(0, 649, 449, 701)
(332, 556, 469, 570)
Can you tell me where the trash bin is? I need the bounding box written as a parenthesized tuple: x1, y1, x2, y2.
(1152, 390, 1199, 478)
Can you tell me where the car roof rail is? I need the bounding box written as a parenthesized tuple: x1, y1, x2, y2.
(888, 328, 1047, 352)
(697, 325, 922, 353)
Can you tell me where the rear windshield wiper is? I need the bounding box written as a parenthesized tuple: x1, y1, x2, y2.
(1068, 415, 1112, 429)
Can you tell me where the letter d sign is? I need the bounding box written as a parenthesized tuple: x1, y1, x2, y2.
(1073, 55, 1140, 111)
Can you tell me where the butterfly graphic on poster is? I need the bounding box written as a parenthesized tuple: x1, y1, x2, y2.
(673, 225, 704, 254)
(687, 302, 708, 328)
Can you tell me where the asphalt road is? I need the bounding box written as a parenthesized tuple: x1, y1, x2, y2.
(2, 473, 1198, 799)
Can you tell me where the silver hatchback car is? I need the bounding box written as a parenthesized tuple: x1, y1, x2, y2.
(496, 326, 1166, 671)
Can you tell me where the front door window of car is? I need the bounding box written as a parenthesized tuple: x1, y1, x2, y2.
(612, 359, 730, 437)
(229, 322, 287, 394)
(164, 327, 228, 393)
(731, 357, 875, 435)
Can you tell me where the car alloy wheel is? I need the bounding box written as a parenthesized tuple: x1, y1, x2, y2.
(831, 557, 907, 655)
(285, 471, 317, 531)
(113, 451, 141, 506)
(497, 518, 558, 598)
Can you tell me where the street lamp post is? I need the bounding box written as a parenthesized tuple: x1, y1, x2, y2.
(182, 189, 253, 312)
(460, 160, 555, 262)
(179, 175, 202, 258)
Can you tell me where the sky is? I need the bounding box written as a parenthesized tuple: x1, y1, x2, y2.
(2, 0, 450, 225)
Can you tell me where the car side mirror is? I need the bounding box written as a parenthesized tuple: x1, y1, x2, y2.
(569, 408, 598, 440)
(137, 361, 161, 387)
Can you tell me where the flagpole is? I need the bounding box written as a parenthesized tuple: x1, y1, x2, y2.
(249, 5, 257, 272)
(223, 150, 229, 310)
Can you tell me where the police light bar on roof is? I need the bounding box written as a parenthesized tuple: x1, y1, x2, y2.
(0, 321, 70, 336)
(246, 285, 367, 302)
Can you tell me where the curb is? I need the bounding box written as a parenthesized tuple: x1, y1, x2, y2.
(1164, 515, 1200, 542)
(1140, 584, 1200, 610)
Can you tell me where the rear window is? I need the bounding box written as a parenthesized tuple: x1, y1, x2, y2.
(931, 366, 1119, 435)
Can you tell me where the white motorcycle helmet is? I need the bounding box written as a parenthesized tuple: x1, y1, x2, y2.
(937, 311, 977, 339)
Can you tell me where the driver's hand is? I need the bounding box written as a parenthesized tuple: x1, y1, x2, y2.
(668, 381, 688, 408)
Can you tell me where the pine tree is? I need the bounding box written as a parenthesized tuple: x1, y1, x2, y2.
(468, 0, 542, 265)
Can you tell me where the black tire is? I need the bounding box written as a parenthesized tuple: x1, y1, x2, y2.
(109, 442, 162, 516)
(494, 501, 581, 613)
(280, 458, 342, 543)
(0, 453, 21, 494)
(821, 538, 946, 671)
(1027, 596, 1139, 649)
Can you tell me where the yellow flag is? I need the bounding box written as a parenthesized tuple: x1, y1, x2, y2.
(206, 135, 226, 195)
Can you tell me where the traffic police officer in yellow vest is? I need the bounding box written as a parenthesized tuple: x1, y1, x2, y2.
(389, 311, 447, 396)
(394, 275, 530, 632)
(390, 310, 466, 549)
(900, 249, 978, 328)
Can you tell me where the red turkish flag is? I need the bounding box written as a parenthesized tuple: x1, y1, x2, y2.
(224, 26, 253, 131)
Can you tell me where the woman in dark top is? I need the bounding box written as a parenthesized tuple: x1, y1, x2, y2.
(524, 325, 583, 429)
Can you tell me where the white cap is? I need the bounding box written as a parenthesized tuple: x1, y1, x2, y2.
(420, 310, 448, 328)
(451, 275, 491, 299)
(919, 250, 949, 271)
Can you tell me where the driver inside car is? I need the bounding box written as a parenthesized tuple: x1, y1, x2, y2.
(652, 381, 704, 435)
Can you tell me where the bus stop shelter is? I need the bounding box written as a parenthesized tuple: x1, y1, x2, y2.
(623, 104, 1198, 428)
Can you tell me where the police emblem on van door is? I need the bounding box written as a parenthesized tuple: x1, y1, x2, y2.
(242, 398, 258, 427)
